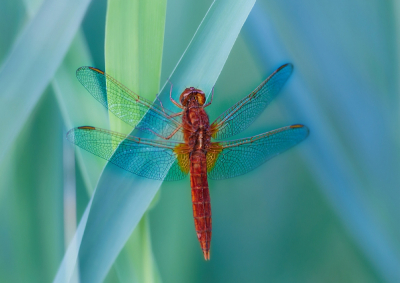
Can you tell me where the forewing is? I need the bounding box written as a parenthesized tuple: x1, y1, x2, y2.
(211, 64, 293, 140)
(76, 67, 183, 140)
(207, 124, 309, 180)
(66, 126, 190, 181)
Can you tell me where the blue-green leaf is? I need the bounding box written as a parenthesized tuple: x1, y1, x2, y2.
(0, 0, 92, 163)
(244, 1, 400, 282)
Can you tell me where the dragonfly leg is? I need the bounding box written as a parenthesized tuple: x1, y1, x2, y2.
(156, 95, 167, 115)
(167, 79, 184, 109)
(139, 124, 183, 140)
(156, 95, 183, 117)
(164, 124, 183, 140)
(203, 86, 214, 108)
(168, 112, 184, 118)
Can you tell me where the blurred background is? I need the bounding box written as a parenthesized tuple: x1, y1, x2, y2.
(0, 0, 399, 282)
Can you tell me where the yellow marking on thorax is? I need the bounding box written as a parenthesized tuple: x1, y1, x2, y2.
(174, 144, 190, 174)
(206, 143, 223, 172)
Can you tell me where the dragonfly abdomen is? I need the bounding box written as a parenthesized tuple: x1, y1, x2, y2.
(190, 150, 212, 260)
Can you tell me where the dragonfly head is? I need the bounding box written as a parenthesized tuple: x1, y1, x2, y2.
(179, 87, 206, 107)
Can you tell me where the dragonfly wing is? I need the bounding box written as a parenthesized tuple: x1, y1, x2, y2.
(67, 126, 190, 181)
(76, 67, 184, 140)
(210, 64, 293, 140)
(207, 124, 309, 180)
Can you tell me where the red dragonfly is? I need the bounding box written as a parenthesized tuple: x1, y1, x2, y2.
(67, 63, 309, 260)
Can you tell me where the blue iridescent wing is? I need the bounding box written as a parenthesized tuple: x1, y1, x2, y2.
(207, 124, 309, 180)
(211, 64, 293, 140)
(76, 67, 183, 140)
(67, 126, 190, 181)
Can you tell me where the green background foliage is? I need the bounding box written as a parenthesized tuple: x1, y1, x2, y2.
(0, 0, 399, 282)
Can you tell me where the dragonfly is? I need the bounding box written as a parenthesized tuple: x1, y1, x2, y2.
(67, 63, 309, 260)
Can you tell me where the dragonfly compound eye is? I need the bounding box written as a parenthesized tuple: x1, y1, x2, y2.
(180, 87, 205, 106)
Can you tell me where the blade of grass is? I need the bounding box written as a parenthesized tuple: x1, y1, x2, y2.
(75, 1, 167, 282)
(105, 0, 167, 134)
(113, 214, 162, 283)
(0, 0, 92, 164)
(104, 1, 166, 281)
(53, 198, 93, 283)
(0, 0, 25, 65)
(67, 1, 255, 282)
(158, 0, 257, 104)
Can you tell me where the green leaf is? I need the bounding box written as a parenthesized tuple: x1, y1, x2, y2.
(105, 0, 167, 134)
(104, 1, 167, 279)
(65, 1, 255, 282)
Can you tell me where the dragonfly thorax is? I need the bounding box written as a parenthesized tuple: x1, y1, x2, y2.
(180, 87, 206, 107)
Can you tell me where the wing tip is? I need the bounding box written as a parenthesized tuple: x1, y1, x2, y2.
(278, 62, 293, 72)
(290, 124, 310, 137)
(76, 66, 104, 77)
(76, 66, 87, 75)
(66, 126, 96, 142)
